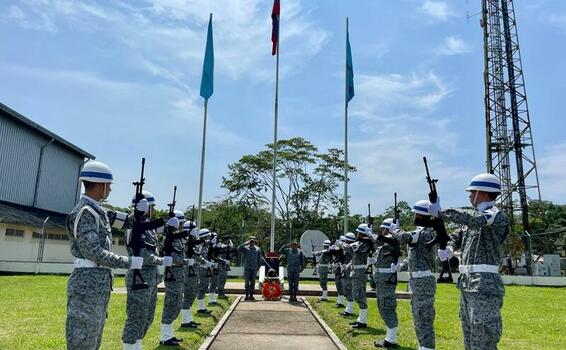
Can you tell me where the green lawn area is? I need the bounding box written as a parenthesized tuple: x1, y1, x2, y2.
(308, 283, 566, 350)
(0, 275, 234, 350)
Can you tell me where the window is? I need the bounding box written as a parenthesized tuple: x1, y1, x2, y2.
(32, 232, 43, 239)
(47, 233, 69, 241)
(5, 228, 24, 238)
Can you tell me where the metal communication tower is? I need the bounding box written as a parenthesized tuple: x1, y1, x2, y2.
(481, 0, 542, 272)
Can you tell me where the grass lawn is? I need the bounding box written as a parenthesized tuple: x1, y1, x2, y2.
(308, 283, 566, 350)
(0, 275, 234, 350)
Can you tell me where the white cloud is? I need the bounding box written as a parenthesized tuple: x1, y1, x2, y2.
(537, 141, 566, 200)
(436, 36, 472, 56)
(3, 4, 57, 32)
(420, 0, 455, 22)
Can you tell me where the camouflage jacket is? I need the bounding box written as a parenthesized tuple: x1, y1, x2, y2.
(351, 240, 370, 268)
(66, 196, 130, 269)
(238, 244, 262, 270)
(442, 201, 509, 295)
(279, 247, 307, 271)
(393, 227, 436, 272)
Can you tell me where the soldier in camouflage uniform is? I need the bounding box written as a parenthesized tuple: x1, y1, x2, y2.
(196, 228, 215, 313)
(333, 236, 346, 307)
(369, 218, 400, 348)
(180, 220, 204, 328)
(66, 161, 142, 350)
(122, 191, 168, 350)
(339, 232, 356, 316)
(238, 236, 262, 300)
(349, 224, 372, 329)
(207, 232, 220, 305)
(431, 173, 509, 350)
(216, 235, 235, 299)
(159, 215, 186, 346)
(279, 241, 307, 301)
(316, 240, 333, 301)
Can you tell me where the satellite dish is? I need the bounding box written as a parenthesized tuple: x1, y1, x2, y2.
(300, 230, 329, 257)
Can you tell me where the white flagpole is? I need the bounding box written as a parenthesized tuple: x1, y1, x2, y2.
(197, 98, 208, 229)
(343, 17, 349, 236)
(270, 13, 281, 253)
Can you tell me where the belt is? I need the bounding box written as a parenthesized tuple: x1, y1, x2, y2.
(318, 264, 329, 268)
(377, 268, 393, 273)
(459, 264, 499, 274)
(353, 264, 366, 270)
(74, 258, 108, 269)
(409, 270, 433, 279)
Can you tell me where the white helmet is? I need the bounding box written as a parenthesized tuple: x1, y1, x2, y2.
(174, 210, 185, 222)
(189, 228, 200, 238)
(323, 239, 331, 247)
(339, 235, 346, 242)
(465, 173, 501, 193)
(380, 218, 394, 229)
(356, 223, 371, 235)
(183, 220, 196, 231)
(198, 228, 211, 238)
(412, 200, 431, 216)
(344, 232, 356, 242)
(79, 161, 114, 183)
(132, 190, 156, 206)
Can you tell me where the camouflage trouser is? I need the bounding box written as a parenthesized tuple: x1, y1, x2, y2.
(198, 267, 210, 299)
(209, 267, 219, 293)
(244, 268, 258, 294)
(161, 266, 184, 324)
(374, 272, 398, 328)
(353, 268, 367, 309)
(410, 276, 436, 349)
(182, 265, 199, 309)
(318, 265, 329, 291)
(342, 275, 353, 302)
(287, 269, 300, 296)
(66, 268, 112, 350)
(334, 266, 343, 295)
(122, 266, 159, 344)
(217, 263, 229, 296)
(460, 291, 503, 350)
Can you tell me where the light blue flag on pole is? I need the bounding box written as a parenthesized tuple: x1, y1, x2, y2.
(200, 14, 214, 100)
(346, 28, 355, 103)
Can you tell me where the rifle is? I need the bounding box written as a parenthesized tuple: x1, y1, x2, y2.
(365, 203, 375, 275)
(385, 193, 401, 285)
(311, 239, 318, 275)
(423, 156, 453, 283)
(163, 186, 177, 282)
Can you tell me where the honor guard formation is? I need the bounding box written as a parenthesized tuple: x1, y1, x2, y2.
(65, 156, 509, 350)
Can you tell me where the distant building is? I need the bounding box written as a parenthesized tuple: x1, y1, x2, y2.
(0, 102, 126, 273)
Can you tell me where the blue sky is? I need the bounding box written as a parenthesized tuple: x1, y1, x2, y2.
(1, 0, 565, 215)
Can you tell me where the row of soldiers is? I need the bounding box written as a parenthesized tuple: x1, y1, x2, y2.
(312, 173, 508, 350)
(65, 160, 263, 349)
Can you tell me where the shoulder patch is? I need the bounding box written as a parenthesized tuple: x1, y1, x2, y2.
(482, 206, 500, 226)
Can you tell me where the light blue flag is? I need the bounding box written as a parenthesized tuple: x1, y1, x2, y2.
(200, 14, 214, 100)
(346, 29, 354, 103)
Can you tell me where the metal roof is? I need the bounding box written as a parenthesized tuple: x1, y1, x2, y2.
(0, 200, 67, 230)
(0, 102, 95, 159)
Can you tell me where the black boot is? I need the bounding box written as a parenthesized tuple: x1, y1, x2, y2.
(374, 339, 398, 348)
(160, 338, 180, 346)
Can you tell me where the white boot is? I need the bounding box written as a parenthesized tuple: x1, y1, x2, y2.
(385, 327, 398, 344)
(337, 295, 344, 305)
(321, 290, 328, 300)
(198, 298, 206, 310)
(357, 308, 368, 324)
(209, 292, 216, 304)
(122, 342, 136, 350)
(159, 323, 174, 342)
(182, 308, 193, 324)
(345, 301, 354, 313)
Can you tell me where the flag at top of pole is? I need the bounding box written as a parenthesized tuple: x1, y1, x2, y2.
(200, 13, 214, 100)
(271, 0, 280, 55)
(346, 21, 355, 103)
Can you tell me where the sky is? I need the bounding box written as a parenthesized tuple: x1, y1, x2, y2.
(0, 0, 565, 216)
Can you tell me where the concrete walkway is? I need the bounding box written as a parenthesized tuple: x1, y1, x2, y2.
(201, 296, 346, 350)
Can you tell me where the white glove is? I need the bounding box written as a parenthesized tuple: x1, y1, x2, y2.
(167, 217, 179, 228)
(367, 256, 378, 265)
(437, 246, 454, 262)
(130, 256, 143, 270)
(187, 258, 195, 266)
(388, 222, 398, 233)
(135, 199, 149, 213)
(390, 263, 399, 272)
(369, 233, 379, 241)
(214, 263, 219, 269)
(428, 198, 442, 217)
(162, 256, 173, 267)
(206, 261, 214, 268)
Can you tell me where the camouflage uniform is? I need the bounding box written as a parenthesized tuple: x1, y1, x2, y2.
(341, 244, 354, 303)
(372, 237, 398, 330)
(442, 201, 508, 350)
(351, 240, 370, 310)
(333, 246, 345, 301)
(279, 246, 307, 298)
(122, 225, 163, 344)
(182, 237, 201, 310)
(317, 249, 332, 293)
(161, 234, 185, 325)
(394, 227, 437, 349)
(197, 243, 211, 301)
(238, 244, 262, 297)
(216, 242, 234, 297)
(66, 196, 131, 350)
(207, 242, 220, 299)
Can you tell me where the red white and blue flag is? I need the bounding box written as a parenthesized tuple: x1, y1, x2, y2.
(271, 0, 280, 55)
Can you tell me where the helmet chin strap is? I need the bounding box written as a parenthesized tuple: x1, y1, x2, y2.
(472, 191, 480, 209)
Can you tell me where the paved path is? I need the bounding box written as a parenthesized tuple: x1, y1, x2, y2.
(202, 297, 346, 350)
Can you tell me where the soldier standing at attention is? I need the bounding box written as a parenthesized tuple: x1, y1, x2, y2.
(317, 240, 333, 301)
(122, 191, 168, 350)
(333, 236, 347, 308)
(429, 174, 509, 350)
(66, 161, 143, 350)
(180, 221, 202, 328)
(339, 232, 356, 316)
(216, 235, 235, 299)
(238, 236, 262, 300)
(279, 241, 307, 301)
(196, 228, 215, 314)
(349, 224, 372, 329)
